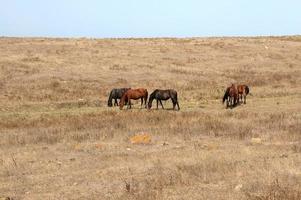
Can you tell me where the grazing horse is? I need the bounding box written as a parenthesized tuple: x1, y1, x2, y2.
(222, 84, 238, 108)
(119, 88, 148, 110)
(148, 89, 180, 110)
(107, 88, 131, 107)
(237, 85, 250, 104)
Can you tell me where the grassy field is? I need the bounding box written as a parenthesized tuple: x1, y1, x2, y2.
(0, 36, 300, 200)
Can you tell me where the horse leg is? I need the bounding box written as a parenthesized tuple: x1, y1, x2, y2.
(160, 100, 164, 109)
(244, 94, 246, 104)
(115, 98, 119, 106)
(171, 98, 176, 110)
(176, 101, 180, 110)
(128, 99, 131, 109)
(227, 97, 230, 108)
(140, 98, 143, 108)
(156, 99, 159, 109)
(234, 96, 237, 107)
(233, 97, 235, 108)
(234, 95, 239, 106)
(175, 96, 180, 110)
(144, 96, 147, 108)
(235, 97, 237, 107)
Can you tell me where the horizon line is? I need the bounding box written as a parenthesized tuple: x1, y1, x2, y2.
(0, 34, 300, 40)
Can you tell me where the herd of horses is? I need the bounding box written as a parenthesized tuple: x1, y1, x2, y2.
(223, 84, 250, 108)
(108, 88, 180, 110)
(107, 84, 249, 110)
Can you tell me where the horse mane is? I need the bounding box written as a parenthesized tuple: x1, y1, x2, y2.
(122, 88, 130, 92)
(107, 90, 113, 107)
(149, 89, 158, 100)
(222, 87, 230, 103)
(146, 89, 156, 108)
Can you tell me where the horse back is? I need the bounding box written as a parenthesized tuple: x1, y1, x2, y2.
(126, 88, 148, 99)
(237, 85, 243, 94)
(237, 85, 249, 94)
(135, 88, 147, 93)
(229, 85, 238, 96)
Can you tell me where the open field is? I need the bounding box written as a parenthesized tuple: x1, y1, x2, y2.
(0, 36, 301, 200)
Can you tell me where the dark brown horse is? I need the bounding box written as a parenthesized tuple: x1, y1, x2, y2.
(222, 84, 238, 108)
(147, 89, 180, 110)
(237, 85, 250, 104)
(119, 88, 148, 110)
(107, 88, 131, 107)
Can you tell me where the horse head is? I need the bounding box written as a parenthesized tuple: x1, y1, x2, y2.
(147, 90, 157, 109)
(147, 100, 152, 109)
(119, 92, 128, 110)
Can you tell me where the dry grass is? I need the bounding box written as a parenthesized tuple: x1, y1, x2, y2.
(0, 36, 300, 200)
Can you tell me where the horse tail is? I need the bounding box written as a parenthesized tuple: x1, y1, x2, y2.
(108, 90, 113, 107)
(245, 86, 250, 95)
(222, 88, 229, 104)
(175, 91, 180, 110)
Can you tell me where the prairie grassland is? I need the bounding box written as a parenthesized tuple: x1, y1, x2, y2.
(0, 36, 301, 200)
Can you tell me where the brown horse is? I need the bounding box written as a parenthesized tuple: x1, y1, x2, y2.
(222, 84, 238, 108)
(148, 89, 180, 110)
(119, 88, 148, 110)
(237, 85, 250, 104)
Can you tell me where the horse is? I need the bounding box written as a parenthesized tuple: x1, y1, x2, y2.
(148, 89, 180, 110)
(107, 88, 131, 107)
(237, 85, 250, 104)
(119, 88, 148, 110)
(222, 84, 238, 108)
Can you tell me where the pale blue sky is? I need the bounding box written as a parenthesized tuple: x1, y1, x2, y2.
(0, 0, 300, 38)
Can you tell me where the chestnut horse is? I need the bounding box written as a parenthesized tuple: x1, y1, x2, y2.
(222, 84, 238, 108)
(119, 88, 148, 110)
(237, 85, 250, 104)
